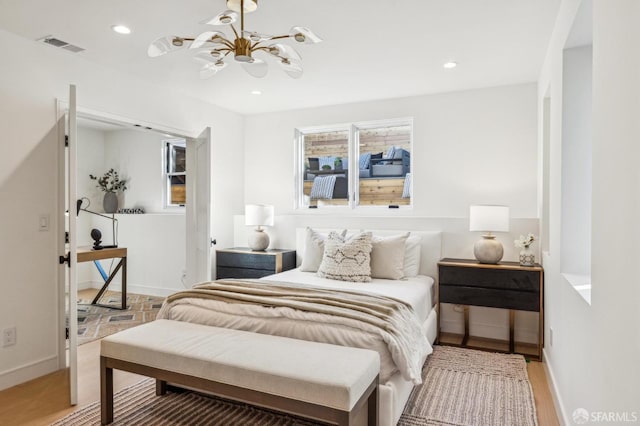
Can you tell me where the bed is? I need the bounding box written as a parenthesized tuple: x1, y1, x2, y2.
(159, 229, 442, 425)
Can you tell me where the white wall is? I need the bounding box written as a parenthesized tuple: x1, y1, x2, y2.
(0, 28, 244, 390)
(538, 0, 640, 422)
(103, 129, 174, 214)
(241, 84, 540, 343)
(561, 45, 592, 277)
(76, 127, 188, 295)
(244, 83, 538, 218)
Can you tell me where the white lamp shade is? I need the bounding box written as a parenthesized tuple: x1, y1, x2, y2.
(469, 205, 510, 232)
(245, 204, 274, 227)
(227, 0, 258, 13)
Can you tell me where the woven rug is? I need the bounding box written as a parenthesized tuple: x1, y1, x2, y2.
(50, 346, 538, 426)
(75, 292, 165, 346)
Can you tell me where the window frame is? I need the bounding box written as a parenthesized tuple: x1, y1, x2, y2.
(295, 117, 413, 211)
(163, 138, 187, 209)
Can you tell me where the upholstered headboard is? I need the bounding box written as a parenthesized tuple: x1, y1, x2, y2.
(295, 228, 442, 279)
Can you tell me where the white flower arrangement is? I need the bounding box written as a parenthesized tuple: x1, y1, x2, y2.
(514, 233, 536, 249)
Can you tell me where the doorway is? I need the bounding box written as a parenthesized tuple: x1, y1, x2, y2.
(58, 94, 212, 404)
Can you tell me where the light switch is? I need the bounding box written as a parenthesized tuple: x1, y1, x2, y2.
(39, 214, 50, 231)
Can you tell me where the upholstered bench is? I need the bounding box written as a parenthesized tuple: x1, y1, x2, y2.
(100, 319, 380, 425)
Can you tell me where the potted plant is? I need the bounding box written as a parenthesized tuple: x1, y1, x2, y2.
(334, 157, 343, 170)
(90, 169, 128, 213)
(514, 233, 536, 266)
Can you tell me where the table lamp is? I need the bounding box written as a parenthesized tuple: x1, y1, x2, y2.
(245, 204, 274, 251)
(469, 205, 509, 264)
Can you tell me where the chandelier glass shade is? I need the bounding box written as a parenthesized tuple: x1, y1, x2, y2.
(148, 0, 322, 79)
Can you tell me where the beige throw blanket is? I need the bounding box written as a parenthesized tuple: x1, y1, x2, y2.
(158, 279, 430, 384)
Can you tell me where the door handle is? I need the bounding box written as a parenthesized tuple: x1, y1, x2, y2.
(211, 238, 217, 246)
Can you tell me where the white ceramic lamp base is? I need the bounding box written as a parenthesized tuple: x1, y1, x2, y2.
(474, 235, 504, 264)
(248, 228, 270, 251)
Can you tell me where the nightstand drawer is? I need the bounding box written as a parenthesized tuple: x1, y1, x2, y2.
(440, 285, 540, 311)
(217, 266, 275, 279)
(439, 265, 540, 293)
(217, 251, 275, 270)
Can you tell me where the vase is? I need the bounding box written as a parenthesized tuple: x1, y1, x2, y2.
(103, 192, 118, 213)
(519, 246, 535, 266)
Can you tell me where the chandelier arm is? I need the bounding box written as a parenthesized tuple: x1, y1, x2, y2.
(269, 35, 293, 41)
(254, 46, 283, 59)
(230, 24, 240, 39)
(217, 38, 235, 49)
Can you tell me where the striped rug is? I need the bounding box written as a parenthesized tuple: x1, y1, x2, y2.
(50, 346, 537, 425)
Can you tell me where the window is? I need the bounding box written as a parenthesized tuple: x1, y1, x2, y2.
(164, 139, 186, 207)
(296, 119, 412, 209)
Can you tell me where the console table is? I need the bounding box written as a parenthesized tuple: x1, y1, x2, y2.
(437, 258, 544, 360)
(77, 246, 127, 310)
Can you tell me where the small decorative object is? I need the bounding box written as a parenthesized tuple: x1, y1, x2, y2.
(515, 233, 537, 266)
(334, 157, 343, 170)
(469, 205, 510, 264)
(90, 169, 128, 214)
(321, 164, 331, 170)
(245, 204, 274, 251)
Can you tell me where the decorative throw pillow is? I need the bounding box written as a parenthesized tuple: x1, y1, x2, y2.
(370, 233, 410, 280)
(403, 235, 422, 277)
(359, 152, 372, 170)
(300, 227, 347, 272)
(317, 232, 373, 282)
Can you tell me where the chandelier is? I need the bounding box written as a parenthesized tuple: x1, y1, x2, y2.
(147, 0, 322, 79)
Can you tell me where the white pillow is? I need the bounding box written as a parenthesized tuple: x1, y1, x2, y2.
(300, 227, 347, 272)
(403, 235, 422, 277)
(317, 232, 373, 282)
(370, 233, 410, 280)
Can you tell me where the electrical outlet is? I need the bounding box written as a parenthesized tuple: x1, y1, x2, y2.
(3, 326, 17, 347)
(549, 327, 553, 346)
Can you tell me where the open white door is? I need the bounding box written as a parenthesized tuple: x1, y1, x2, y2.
(186, 127, 212, 286)
(67, 85, 79, 405)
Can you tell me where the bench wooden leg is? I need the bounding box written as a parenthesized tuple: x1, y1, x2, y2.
(156, 379, 167, 396)
(368, 383, 378, 426)
(100, 356, 114, 425)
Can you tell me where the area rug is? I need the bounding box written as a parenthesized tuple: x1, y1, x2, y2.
(50, 346, 538, 426)
(75, 292, 165, 346)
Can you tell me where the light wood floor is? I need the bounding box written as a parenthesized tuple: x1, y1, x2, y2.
(0, 291, 560, 425)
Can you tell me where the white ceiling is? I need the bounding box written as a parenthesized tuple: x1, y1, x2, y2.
(0, 0, 560, 115)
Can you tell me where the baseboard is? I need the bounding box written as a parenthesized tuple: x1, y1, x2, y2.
(440, 319, 538, 344)
(87, 282, 184, 298)
(0, 355, 59, 391)
(78, 280, 98, 290)
(542, 348, 569, 425)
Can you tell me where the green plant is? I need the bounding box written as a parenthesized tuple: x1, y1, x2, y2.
(90, 169, 128, 193)
(321, 164, 332, 170)
(334, 157, 342, 166)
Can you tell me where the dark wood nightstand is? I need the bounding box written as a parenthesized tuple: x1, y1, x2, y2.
(437, 258, 544, 360)
(216, 248, 296, 279)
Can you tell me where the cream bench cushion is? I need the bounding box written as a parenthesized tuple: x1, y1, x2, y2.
(101, 319, 380, 413)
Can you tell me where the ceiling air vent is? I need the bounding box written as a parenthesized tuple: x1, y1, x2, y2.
(38, 35, 85, 53)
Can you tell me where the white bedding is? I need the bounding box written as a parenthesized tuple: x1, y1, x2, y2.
(158, 272, 434, 384)
(261, 268, 435, 323)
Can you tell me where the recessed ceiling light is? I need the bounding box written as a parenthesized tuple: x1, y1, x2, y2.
(112, 25, 131, 35)
(251, 90, 262, 95)
(443, 61, 458, 69)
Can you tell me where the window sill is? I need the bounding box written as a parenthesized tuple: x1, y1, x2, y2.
(562, 273, 591, 305)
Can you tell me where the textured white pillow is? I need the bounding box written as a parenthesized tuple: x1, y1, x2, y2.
(403, 235, 422, 277)
(300, 227, 347, 272)
(370, 233, 410, 280)
(317, 232, 373, 282)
